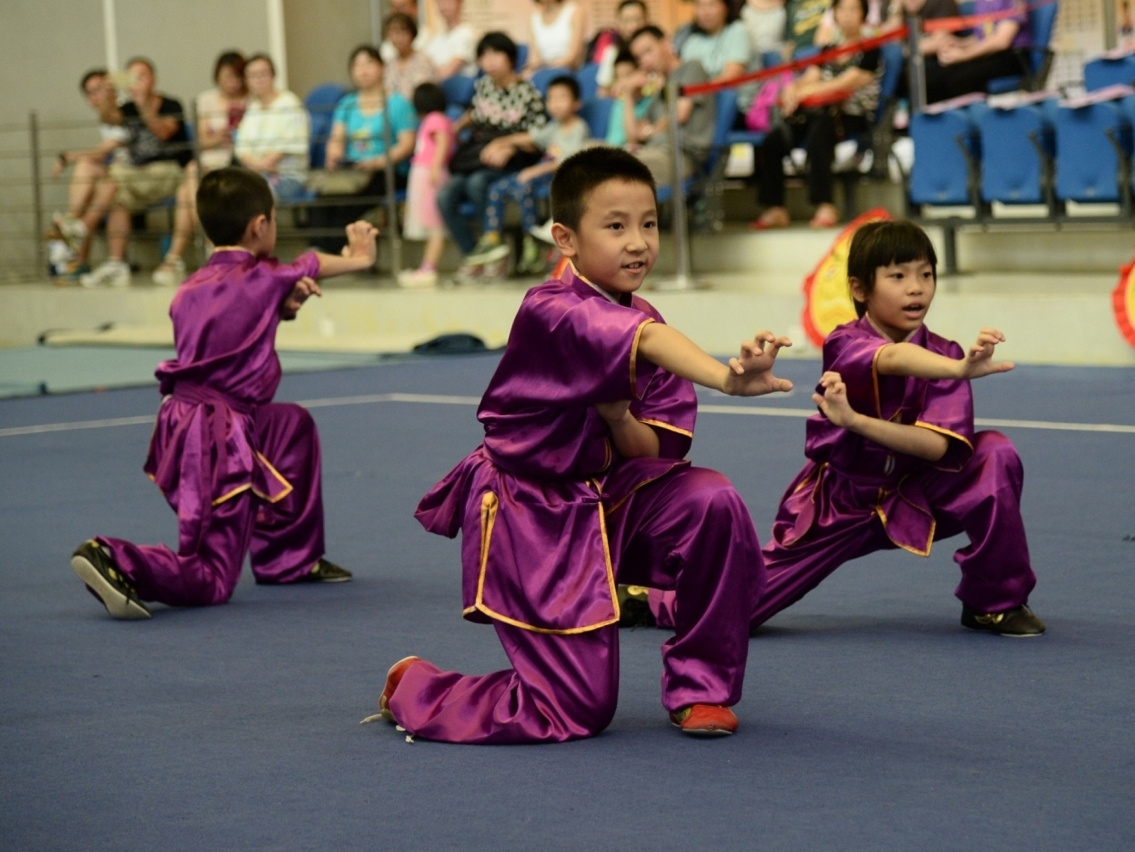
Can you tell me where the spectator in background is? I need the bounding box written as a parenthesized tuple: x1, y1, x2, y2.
(381, 0, 421, 63)
(815, 0, 900, 44)
(753, 0, 881, 229)
(50, 70, 126, 281)
(153, 51, 249, 286)
(742, 0, 788, 57)
(606, 50, 653, 147)
(908, 0, 1030, 104)
(234, 53, 310, 201)
(681, 0, 753, 83)
(526, 0, 588, 73)
(71, 58, 191, 288)
(384, 13, 437, 100)
(312, 45, 417, 253)
(784, 0, 831, 57)
(440, 31, 546, 281)
(627, 25, 716, 185)
(592, 0, 648, 91)
(419, 0, 478, 78)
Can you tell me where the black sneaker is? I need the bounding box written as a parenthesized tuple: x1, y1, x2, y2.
(617, 584, 656, 628)
(961, 603, 1045, 637)
(71, 540, 151, 620)
(301, 558, 353, 583)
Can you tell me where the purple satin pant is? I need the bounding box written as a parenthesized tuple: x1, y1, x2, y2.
(751, 430, 1036, 628)
(102, 403, 325, 607)
(389, 467, 762, 744)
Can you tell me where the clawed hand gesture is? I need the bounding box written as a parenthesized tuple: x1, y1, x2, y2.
(341, 220, 379, 266)
(959, 328, 1014, 380)
(722, 332, 794, 397)
(281, 276, 322, 320)
(811, 371, 856, 427)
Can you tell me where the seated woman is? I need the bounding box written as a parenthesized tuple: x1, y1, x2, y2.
(154, 51, 248, 286)
(753, 0, 881, 229)
(383, 13, 437, 101)
(526, 0, 587, 73)
(419, 0, 477, 79)
(439, 31, 546, 281)
(680, 0, 753, 83)
(310, 45, 417, 253)
(234, 53, 310, 200)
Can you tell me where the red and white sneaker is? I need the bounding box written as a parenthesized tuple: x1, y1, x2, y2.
(669, 704, 738, 736)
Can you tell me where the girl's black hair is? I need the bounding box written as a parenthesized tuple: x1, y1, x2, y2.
(846, 220, 937, 318)
(413, 82, 448, 116)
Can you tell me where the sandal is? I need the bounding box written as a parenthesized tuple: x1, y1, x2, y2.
(809, 205, 840, 228)
(750, 207, 791, 230)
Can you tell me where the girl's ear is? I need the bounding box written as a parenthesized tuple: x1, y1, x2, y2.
(848, 275, 868, 305)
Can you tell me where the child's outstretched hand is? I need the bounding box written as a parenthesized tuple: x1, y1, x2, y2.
(722, 332, 794, 396)
(341, 220, 379, 266)
(812, 371, 856, 427)
(959, 328, 1014, 380)
(280, 276, 322, 320)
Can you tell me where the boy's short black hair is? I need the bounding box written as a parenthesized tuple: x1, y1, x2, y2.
(629, 24, 666, 45)
(476, 31, 518, 68)
(551, 147, 655, 232)
(196, 167, 275, 246)
(546, 75, 581, 102)
(847, 220, 938, 318)
(80, 69, 107, 94)
(413, 82, 448, 116)
(613, 48, 637, 67)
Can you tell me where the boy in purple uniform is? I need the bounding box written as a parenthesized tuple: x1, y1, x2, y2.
(71, 167, 378, 619)
(753, 220, 1044, 636)
(369, 147, 794, 743)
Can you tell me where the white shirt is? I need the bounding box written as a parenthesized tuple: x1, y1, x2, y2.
(234, 90, 310, 181)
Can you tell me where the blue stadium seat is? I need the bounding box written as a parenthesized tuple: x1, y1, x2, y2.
(531, 66, 573, 97)
(578, 97, 614, 140)
(1083, 55, 1135, 92)
(515, 43, 529, 72)
(440, 74, 475, 120)
(1054, 98, 1132, 204)
(576, 63, 601, 102)
(909, 104, 983, 206)
(986, 1, 1059, 94)
(304, 83, 348, 170)
(977, 98, 1057, 207)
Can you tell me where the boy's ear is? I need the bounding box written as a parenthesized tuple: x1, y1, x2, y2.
(551, 222, 577, 257)
(245, 213, 270, 241)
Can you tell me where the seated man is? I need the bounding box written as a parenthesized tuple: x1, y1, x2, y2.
(902, 0, 1031, 104)
(627, 25, 716, 186)
(63, 58, 191, 288)
(51, 69, 126, 280)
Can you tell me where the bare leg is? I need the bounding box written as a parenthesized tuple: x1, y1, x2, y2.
(422, 230, 445, 269)
(67, 158, 106, 217)
(165, 162, 199, 262)
(105, 206, 131, 261)
(80, 176, 119, 233)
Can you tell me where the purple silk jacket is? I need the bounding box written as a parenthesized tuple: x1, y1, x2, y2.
(776, 316, 976, 556)
(415, 265, 698, 634)
(143, 250, 321, 550)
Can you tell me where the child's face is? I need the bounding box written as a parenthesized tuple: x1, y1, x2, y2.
(545, 85, 578, 121)
(557, 179, 658, 296)
(852, 258, 936, 342)
(612, 61, 642, 94)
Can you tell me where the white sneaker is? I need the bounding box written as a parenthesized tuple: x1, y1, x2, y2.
(151, 256, 186, 286)
(52, 212, 88, 248)
(397, 268, 438, 288)
(80, 259, 131, 288)
(529, 218, 555, 244)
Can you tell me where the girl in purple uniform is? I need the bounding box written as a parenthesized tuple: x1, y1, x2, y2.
(71, 167, 378, 619)
(754, 219, 1044, 636)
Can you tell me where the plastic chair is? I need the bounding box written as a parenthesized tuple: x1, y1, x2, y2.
(978, 98, 1058, 209)
(578, 97, 614, 140)
(909, 104, 983, 207)
(576, 63, 601, 102)
(304, 83, 348, 170)
(1054, 98, 1132, 205)
(1084, 55, 1135, 92)
(531, 67, 573, 97)
(440, 74, 476, 120)
(515, 43, 529, 72)
(986, 1, 1059, 94)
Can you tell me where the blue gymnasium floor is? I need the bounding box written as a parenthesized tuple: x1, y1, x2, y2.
(2, 354, 1134, 852)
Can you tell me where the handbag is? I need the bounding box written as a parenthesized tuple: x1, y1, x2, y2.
(745, 73, 793, 133)
(448, 125, 541, 174)
(306, 168, 373, 196)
